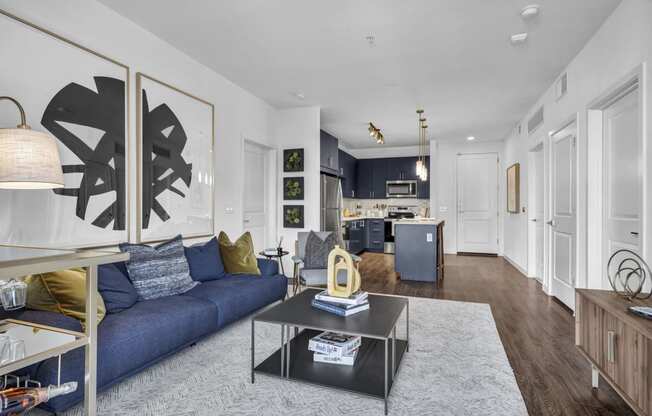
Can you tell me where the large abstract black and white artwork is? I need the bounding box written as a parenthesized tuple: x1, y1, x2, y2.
(0, 11, 129, 247)
(137, 73, 214, 242)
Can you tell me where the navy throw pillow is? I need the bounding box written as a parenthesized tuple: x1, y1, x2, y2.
(98, 262, 138, 314)
(184, 237, 226, 281)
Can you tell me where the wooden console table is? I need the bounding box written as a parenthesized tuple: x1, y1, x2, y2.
(575, 289, 652, 415)
(0, 246, 129, 416)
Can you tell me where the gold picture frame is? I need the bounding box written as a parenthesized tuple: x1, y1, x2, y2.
(0, 9, 131, 248)
(507, 163, 520, 213)
(136, 72, 215, 243)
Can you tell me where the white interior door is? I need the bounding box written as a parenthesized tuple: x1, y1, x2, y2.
(528, 146, 545, 281)
(243, 141, 267, 253)
(456, 153, 498, 254)
(603, 87, 642, 285)
(550, 124, 576, 309)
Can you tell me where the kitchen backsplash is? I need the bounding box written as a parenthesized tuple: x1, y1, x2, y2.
(343, 198, 430, 217)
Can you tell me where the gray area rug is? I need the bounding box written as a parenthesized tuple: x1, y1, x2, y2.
(44, 295, 527, 416)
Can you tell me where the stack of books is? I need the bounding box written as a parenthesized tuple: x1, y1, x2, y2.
(311, 290, 369, 317)
(309, 331, 361, 366)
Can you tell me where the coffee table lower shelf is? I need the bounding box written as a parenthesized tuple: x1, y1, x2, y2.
(253, 328, 407, 414)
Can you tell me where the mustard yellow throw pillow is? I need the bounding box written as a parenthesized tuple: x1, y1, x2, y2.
(217, 231, 261, 275)
(25, 268, 106, 330)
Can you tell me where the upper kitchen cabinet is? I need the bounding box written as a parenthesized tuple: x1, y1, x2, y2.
(356, 159, 374, 199)
(372, 158, 388, 199)
(339, 149, 357, 198)
(387, 157, 418, 181)
(320, 130, 339, 175)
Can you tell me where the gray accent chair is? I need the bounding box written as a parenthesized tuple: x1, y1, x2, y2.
(292, 231, 361, 294)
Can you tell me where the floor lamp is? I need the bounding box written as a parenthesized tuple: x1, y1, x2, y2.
(0, 96, 64, 189)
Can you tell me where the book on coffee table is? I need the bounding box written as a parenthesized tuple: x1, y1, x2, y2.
(314, 290, 368, 306)
(313, 348, 358, 366)
(311, 299, 369, 316)
(308, 331, 361, 357)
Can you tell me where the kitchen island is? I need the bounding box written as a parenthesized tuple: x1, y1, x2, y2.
(394, 219, 444, 282)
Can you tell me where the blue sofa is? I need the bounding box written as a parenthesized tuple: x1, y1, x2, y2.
(3, 256, 287, 413)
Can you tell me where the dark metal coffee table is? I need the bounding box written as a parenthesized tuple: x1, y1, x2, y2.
(251, 289, 409, 415)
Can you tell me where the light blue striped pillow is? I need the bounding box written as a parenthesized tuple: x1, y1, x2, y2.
(119, 235, 198, 300)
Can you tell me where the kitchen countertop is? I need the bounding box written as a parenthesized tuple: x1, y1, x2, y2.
(341, 216, 385, 222)
(394, 218, 443, 225)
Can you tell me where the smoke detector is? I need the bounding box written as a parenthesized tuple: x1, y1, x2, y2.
(365, 35, 376, 48)
(510, 33, 528, 44)
(521, 4, 540, 19)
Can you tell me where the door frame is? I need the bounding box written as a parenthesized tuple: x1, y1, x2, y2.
(527, 140, 544, 279)
(544, 116, 579, 298)
(455, 152, 500, 254)
(241, 136, 278, 249)
(586, 64, 646, 290)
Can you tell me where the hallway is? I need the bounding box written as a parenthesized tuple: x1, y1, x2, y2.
(359, 253, 635, 416)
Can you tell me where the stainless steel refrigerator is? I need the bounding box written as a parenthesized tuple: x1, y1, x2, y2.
(320, 174, 343, 239)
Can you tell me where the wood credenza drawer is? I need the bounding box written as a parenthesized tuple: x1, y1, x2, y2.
(576, 289, 652, 416)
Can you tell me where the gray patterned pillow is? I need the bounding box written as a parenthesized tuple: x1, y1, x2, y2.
(304, 231, 337, 269)
(119, 235, 198, 300)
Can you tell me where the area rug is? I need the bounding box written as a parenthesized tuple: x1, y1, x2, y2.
(44, 295, 527, 416)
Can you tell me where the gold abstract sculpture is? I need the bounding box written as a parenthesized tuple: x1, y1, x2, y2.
(327, 245, 361, 298)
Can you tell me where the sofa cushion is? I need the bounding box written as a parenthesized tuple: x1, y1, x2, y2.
(119, 235, 198, 300)
(184, 237, 226, 281)
(98, 262, 138, 313)
(304, 231, 336, 269)
(217, 231, 261, 275)
(25, 268, 106, 330)
(184, 274, 287, 327)
(257, 258, 279, 276)
(31, 294, 219, 413)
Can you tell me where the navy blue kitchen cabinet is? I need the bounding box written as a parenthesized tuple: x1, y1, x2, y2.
(355, 159, 374, 198)
(387, 157, 417, 181)
(347, 220, 365, 253)
(338, 149, 357, 198)
(372, 159, 387, 199)
(365, 219, 385, 252)
(320, 130, 339, 175)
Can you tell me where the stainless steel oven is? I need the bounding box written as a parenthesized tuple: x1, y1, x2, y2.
(386, 180, 417, 198)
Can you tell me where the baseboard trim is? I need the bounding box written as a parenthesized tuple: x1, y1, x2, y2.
(457, 252, 498, 257)
(503, 255, 527, 276)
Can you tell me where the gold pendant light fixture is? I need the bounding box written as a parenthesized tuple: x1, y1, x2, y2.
(368, 122, 384, 144)
(415, 109, 428, 181)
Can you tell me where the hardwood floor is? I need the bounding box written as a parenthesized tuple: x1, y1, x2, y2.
(358, 252, 636, 416)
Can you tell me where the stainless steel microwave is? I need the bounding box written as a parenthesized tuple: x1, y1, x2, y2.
(386, 180, 417, 198)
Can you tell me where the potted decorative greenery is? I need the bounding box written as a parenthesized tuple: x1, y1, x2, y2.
(283, 205, 304, 228)
(283, 148, 304, 172)
(284, 177, 304, 200)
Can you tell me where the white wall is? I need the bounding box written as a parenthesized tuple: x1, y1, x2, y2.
(431, 140, 505, 254)
(273, 107, 321, 271)
(0, 0, 281, 246)
(501, 0, 652, 289)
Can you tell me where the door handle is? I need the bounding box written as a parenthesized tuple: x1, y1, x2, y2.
(631, 231, 639, 236)
(546, 220, 556, 227)
(530, 219, 537, 222)
(244, 219, 250, 224)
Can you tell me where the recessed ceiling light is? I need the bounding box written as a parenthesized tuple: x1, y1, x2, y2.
(467, 136, 476, 141)
(510, 33, 528, 44)
(521, 4, 540, 19)
(290, 91, 305, 100)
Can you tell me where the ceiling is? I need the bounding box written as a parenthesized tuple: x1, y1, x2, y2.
(100, 0, 621, 147)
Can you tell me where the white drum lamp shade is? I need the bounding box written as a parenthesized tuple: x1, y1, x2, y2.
(0, 128, 65, 189)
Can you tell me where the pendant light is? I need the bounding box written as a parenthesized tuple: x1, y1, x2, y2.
(415, 110, 424, 176)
